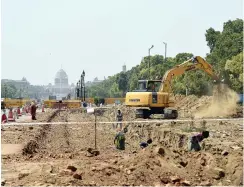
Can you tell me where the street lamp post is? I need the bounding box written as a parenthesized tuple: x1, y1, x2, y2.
(80, 74, 83, 102)
(148, 45, 154, 80)
(163, 42, 167, 63)
(78, 80, 81, 100)
(76, 82, 79, 99)
(82, 70, 85, 102)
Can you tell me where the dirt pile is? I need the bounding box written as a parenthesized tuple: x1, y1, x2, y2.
(174, 84, 241, 118)
(194, 84, 240, 118)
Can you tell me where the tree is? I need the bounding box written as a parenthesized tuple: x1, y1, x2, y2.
(225, 52, 243, 93)
(206, 19, 243, 71)
(175, 53, 194, 63)
(1, 83, 17, 98)
(117, 72, 128, 96)
(205, 28, 221, 52)
(129, 74, 138, 91)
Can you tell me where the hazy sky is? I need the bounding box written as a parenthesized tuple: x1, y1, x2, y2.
(1, 0, 243, 85)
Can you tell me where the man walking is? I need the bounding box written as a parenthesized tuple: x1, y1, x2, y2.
(116, 109, 123, 130)
(31, 101, 37, 120)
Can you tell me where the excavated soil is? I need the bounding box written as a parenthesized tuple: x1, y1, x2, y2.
(174, 84, 243, 119)
(1, 104, 243, 186)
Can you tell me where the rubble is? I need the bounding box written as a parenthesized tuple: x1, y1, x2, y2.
(73, 173, 82, 180)
(67, 166, 77, 172)
(1, 106, 243, 186)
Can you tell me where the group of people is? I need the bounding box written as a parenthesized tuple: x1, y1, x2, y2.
(1, 101, 37, 121)
(22, 101, 37, 120)
(23, 102, 37, 120)
(30, 101, 37, 120)
(113, 109, 210, 151)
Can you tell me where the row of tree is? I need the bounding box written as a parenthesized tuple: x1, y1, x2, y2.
(87, 18, 243, 97)
(1, 83, 48, 99)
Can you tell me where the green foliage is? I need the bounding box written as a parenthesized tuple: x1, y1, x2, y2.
(117, 72, 128, 96)
(175, 53, 194, 63)
(128, 73, 138, 91)
(206, 19, 243, 72)
(205, 28, 221, 52)
(225, 52, 243, 92)
(1, 83, 17, 98)
(94, 97, 105, 106)
(88, 19, 243, 97)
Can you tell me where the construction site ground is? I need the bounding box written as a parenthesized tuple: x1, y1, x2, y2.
(1, 95, 243, 186)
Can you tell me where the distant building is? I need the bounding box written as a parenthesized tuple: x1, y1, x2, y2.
(52, 69, 70, 99)
(2, 77, 30, 90)
(122, 64, 126, 73)
(1, 69, 75, 100)
(2, 77, 30, 98)
(86, 77, 104, 87)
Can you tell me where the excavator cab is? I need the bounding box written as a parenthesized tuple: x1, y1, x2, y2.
(135, 80, 161, 92)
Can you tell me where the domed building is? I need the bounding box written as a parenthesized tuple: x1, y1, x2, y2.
(52, 69, 71, 99)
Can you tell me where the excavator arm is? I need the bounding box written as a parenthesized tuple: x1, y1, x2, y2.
(159, 56, 219, 93)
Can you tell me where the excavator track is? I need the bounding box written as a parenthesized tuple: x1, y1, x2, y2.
(135, 108, 178, 119)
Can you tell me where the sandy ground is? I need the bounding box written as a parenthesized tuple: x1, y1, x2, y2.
(1, 89, 243, 186)
(1, 144, 23, 155)
(1, 104, 243, 186)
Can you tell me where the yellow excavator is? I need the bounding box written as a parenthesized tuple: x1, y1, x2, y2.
(125, 56, 220, 119)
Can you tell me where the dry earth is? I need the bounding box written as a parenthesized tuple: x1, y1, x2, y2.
(1, 94, 243, 186)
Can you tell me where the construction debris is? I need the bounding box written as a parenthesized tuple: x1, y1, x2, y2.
(1, 97, 243, 186)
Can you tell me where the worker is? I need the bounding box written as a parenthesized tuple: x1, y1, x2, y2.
(83, 102, 87, 108)
(30, 101, 37, 120)
(140, 138, 153, 149)
(14, 109, 18, 119)
(151, 84, 156, 92)
(114, 127, 128, 150)
(188, 131, 209, 151)
(116, 109, 123, 130)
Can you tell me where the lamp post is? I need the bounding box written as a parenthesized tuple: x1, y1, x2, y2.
(148, 45, 154, 80)
(78, 80, 81, 100)
(79, 80, 82, 101)
(82, 70, 85, 102)
(76, 82, 79, 99)
(80, 74, 83, 102)
(163, 42, 167, 63)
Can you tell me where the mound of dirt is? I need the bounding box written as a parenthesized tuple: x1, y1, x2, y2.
(174, 84, 241, 118)
(194, 84, 239, 118)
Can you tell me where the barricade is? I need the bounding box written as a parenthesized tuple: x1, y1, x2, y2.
(8, 108, 15, 122)
(17, 107, 22, 116)
(1, 113, 7, 123)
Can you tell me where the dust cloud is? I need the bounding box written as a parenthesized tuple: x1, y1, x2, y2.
(194, 84, 239, 118)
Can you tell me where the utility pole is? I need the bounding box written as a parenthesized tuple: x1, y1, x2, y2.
(82, 70, 85, 102)
(163, 42, 167, 63)
(148, 45, 154, 80)
(80, 74, 83, 102)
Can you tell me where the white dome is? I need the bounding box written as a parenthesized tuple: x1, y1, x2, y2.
(55, 69, 68, 80)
